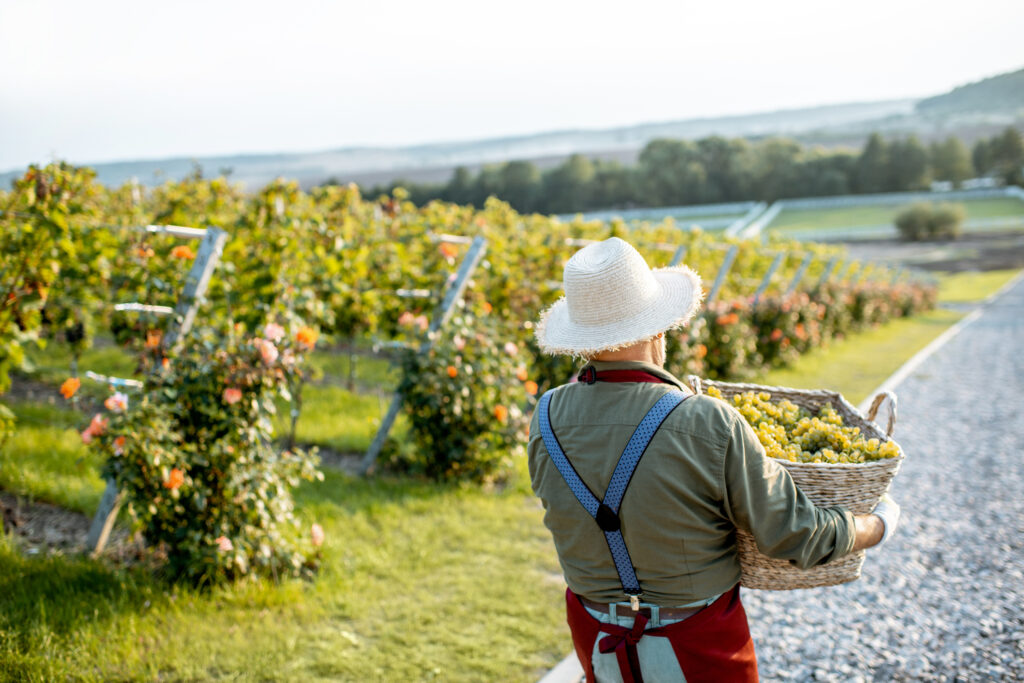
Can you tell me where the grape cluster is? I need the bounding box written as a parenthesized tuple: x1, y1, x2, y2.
(706, 386, 900, 464)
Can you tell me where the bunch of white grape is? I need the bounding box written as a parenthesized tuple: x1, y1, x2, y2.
(706, 386, 900, 464)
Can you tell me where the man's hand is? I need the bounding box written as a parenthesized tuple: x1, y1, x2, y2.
(851, 494, 901, 551)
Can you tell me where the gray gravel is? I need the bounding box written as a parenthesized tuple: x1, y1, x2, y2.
(744, 274, 1024, 682)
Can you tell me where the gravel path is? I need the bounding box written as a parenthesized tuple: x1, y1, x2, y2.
(744, 274, 1024, 682)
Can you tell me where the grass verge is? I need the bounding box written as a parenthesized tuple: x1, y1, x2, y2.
(936, 268, 1021, 303)
(770, 197, 1024, 234)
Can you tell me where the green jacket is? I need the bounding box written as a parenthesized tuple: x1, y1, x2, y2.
(528, 360, 856, 605)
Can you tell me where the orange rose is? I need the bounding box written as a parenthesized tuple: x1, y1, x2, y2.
(164, 468, 185, 490)
(524, 380, 539, 396)
(145, 330, 162, 349)
(446, 365, 458, 378)
(439, 242, 459, 259)
(170, 245, 196, 260)
(515, 365, 529, 382)
(113, 435, 126, 454)
(494, 405, 508, 423)
(694, 344, 707, 359)
(223, 387, 243, 404)
(60, 377, 81, 399)
(481, 301, 493, 314)
(295, 326, 318, 349)
(770, 329, 783, 342)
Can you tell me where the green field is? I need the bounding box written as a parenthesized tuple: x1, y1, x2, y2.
(769, 197, 1024, 235)
(0, 270, 1015, 680)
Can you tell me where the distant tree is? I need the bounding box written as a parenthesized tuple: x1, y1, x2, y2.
(473, 165, 506, 206)
(750, 138, 802, 200)
(499, 161, 542, 212)
(636, 139, 707, 206)
(540, 155, 596, 213)
(886, 136, 930, 190)
(929, 137, 974, 186)
(798, 151, 856, 197)
(590, 160, 636, 208)
(988, 127, 1024, 185)
(442, 166, 475, 205)
(696, 136, 752, 202)
(854, 133, 889, 193)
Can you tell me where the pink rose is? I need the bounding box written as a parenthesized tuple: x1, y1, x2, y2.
(223, 387, 242, 405)
(503, 342, 518, 357)
(263, 322, 286, 342)
(415, 315, 429, 332)
(311, 523, 325, 548)
(398, 311, 415, 327)
(254, 338, 279, 364)
(216, 536, 233, 552)
(104, 392, 129, 413)
(453, 334, 466, 351)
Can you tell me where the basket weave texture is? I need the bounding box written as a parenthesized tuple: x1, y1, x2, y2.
(690, 377, 905, 590)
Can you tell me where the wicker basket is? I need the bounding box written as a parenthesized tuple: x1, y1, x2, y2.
(688, 376, 905, 590)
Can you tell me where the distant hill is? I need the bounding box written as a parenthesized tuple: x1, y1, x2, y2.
(917, 68, 1024, 116)
(3, 65, 1024, 191)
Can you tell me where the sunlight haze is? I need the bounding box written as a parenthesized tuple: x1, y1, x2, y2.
(1, 0, 1021, 170)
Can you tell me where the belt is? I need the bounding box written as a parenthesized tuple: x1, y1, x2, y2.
(578, 595, 704, 621)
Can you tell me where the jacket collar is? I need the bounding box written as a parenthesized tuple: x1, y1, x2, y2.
(580, 360, 690, 392)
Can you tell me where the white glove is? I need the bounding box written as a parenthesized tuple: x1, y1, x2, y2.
(872, 493, 901, 546)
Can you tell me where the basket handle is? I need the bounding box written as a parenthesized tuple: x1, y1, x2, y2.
(866, 391, 898, 437)
(687, 375, 704, 395)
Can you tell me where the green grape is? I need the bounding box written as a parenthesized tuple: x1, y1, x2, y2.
(707, 386, 899, 464)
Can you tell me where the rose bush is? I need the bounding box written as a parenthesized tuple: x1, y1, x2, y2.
(88, 321, 323, 585)
(388, 305, 529, 482)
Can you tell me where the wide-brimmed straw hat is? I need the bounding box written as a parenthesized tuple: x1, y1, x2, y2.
(535, 237, 703, 356)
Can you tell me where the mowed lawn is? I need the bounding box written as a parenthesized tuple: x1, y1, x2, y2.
(0, 270, 1016, 680)
(769, 197, 1024, 235)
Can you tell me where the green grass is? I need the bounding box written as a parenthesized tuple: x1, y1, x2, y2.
(0, 401, 106, 514)
(305, 348, 399, 390)
(273, 384, 408, 454)
(769, 197, 1024, 234)
(752, 308, 963, 406)
(0, 465, 568, 681)
(936, 268, 1021, 303)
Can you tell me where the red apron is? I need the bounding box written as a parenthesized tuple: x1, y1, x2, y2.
(565, 585, 758, 683)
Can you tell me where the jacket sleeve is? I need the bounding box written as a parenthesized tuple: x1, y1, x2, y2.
(720, 412, 856, 569)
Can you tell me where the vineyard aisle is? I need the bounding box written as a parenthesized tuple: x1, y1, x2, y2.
(542, 274, 1024, 682)
(744, 273, 1024, 681)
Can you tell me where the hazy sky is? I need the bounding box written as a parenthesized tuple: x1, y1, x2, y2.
(1, 0, 1022, 171)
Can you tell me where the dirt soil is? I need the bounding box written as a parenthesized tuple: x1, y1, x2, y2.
(842, 229, 1024, 272)
(1, 491, 140, 561)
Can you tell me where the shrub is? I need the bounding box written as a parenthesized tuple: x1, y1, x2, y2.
(928, 202, 965, 239)
(895, 202, 964, 241)
(89, 321, 323, 585)
(389, 308, 529, 482)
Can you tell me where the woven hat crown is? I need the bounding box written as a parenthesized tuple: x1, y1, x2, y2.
(535, 236, 703, 356)
(564, 238, 659, 325)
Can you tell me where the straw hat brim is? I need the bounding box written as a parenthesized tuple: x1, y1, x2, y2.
(535, 264, 704, 356)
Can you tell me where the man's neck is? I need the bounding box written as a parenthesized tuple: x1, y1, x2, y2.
(590, 347, 659, 366)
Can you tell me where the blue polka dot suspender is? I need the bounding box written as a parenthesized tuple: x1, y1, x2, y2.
(537, 388, 692, 605)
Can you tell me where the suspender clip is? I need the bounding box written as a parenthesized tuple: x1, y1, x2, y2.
(629, 594, 641, 611)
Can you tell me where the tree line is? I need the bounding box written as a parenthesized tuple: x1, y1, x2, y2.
(343, 127, 1024, 214)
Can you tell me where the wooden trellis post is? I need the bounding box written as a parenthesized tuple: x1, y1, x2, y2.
(785, 253, 814, 295)
(705, 245, 738, 305)
(360, 235, 488, 475)
(752, 251, 786, 306)
(86, 226, 227, 556)
(817, 256, 839, 288)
